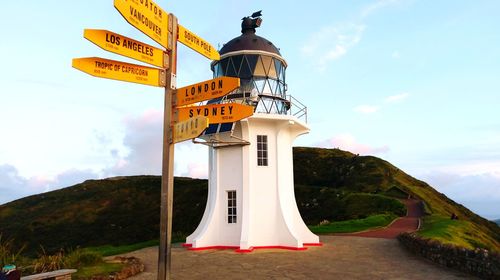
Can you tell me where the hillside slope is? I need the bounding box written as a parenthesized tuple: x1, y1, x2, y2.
(293, 147, 499, 250)
(0, 147, 498, 254)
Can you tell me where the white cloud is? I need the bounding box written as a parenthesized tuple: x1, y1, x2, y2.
(354, 104, 379, 114)
(316, 133, 389, 155)
(301, 24, 365, 70)
(420, 170, 500, 219)
(0, 164, 99, 205)
(361, 0, 400, 18)
(385, 92, 410, 103)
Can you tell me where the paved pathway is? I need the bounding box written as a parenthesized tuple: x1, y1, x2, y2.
(118, 236, 474, 279)
(337, 199, 423, 239)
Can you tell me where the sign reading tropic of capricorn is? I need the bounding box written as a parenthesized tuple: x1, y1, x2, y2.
(72, 57, 166, 87)
(72, 0, 254, 278)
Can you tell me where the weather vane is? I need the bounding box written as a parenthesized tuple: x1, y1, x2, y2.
(241, 10, 263, 33)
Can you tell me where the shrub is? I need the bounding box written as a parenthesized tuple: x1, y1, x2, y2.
(0, 235, 25, 268)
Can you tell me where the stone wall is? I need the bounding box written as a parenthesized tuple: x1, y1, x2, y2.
(398, 233, 499, 279)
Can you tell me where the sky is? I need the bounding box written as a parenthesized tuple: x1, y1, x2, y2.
(0, 0, 499, 220)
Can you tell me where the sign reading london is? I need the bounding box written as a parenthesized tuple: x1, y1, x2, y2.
(72, 57, 166, 87)
(114, 0, 169, 49)
(177, 103, 254, 124)
(84, 29, 168, 68)
(174, 77, 240, 106)
(173, 116, 209, 143)
(178, 25, 220, 61)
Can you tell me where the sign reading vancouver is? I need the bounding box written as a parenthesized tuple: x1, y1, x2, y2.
(114, 0, 169, 49)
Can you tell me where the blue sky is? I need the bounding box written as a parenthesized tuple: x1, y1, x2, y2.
(1, 0, 499, 219)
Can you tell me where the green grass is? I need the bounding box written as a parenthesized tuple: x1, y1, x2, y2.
(73, 262, 124, 280)
(418, 215, 500, 252)
(83, 239, 159, 256)
(308, 214, 398, 234)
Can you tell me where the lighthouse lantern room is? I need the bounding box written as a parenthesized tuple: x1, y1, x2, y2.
(185, 12, 320, 252)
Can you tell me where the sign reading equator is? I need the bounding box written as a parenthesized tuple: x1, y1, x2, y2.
(176, 103, 254, 124)
(174, 77, 240, 106)
(178, 24, 220, 60)
(84, 29, 168, 68)
(72, 57, 166, 87)
(114, 0, 169, 49)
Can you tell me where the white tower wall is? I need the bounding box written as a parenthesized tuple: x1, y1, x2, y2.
(186, 113, 320, 252)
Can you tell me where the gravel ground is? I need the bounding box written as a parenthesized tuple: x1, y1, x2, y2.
(116, 236, 475, 280)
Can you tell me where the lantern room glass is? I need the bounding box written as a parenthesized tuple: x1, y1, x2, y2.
(212, 54, 288, 115)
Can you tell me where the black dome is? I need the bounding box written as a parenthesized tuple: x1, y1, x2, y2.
(219, 30, 281, 56)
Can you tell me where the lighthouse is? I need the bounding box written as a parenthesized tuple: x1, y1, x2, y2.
(185, 12, 320, 252)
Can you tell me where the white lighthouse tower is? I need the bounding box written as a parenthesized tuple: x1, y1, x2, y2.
(184, 12, 320, 252)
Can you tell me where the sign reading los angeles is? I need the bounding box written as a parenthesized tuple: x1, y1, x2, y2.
(178, 25, 220, 61)
(72, 57, 166, 87)
(176, 103, 254, 124)
(114, 0, 169, 49)
(174, 77, 240, 106)
(84, 29, 168, 68)
(173, 116, 209, 143)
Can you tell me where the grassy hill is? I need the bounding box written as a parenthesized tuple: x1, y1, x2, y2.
(0, 147, 498, 255)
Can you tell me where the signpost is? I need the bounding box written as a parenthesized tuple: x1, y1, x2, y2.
(114, 0, 170, 49)
(84, 29, 169, 68)
(72, 57, 166, 87)
(178, 24, 220, 60)
(173, 76, 240, 106)
(73, 2, 250, 279)
(173, 116, 209, 143)
(176, 103, 254, 124)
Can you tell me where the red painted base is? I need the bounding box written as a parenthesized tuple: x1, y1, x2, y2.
(182, 242, 323, 253)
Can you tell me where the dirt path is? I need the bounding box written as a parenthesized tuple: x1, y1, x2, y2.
(118, 236, 473, 279)
(337, 199, 423, 239)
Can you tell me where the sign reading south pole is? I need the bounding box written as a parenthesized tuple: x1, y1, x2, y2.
(174, 77, 240, 106)
(114, 0, 169, 49)
(72, 57, 166, 87)
(176, 103, 254, 124)
(178, 24, 220, 60)
(84, 29, 168, 69)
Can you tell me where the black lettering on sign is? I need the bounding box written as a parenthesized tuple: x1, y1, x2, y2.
(129, 6, 162, 36)
(106, 33, 121, 45)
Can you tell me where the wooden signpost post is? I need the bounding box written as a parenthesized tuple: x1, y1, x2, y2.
(73, 1, 253, 279)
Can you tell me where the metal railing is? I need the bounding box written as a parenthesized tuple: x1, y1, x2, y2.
(287, 95, 307, 123)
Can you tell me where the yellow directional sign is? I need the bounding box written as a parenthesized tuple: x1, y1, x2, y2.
(178, 24, 220, 61)
(173, 116, 209, 143)
(114, 0, 169, 49)
(72, 57, 166, 87)
(176, 103, 254, 124)
(84, 29, 168, 69)
(174, 77, 240, 106)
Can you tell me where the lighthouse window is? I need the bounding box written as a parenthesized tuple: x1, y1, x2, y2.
(227, 190, 237, 224)
(257, 135, 268, 166)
